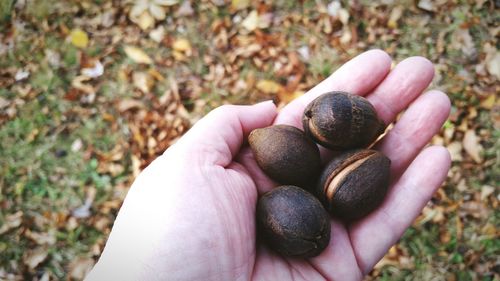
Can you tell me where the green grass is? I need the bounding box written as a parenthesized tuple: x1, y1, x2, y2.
(1, 0, 498, 280)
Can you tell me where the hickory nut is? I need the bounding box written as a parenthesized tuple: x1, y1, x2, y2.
(317, 149, 391, 221)
(249, 125, 321, 189)
(303, 91, 386, 150)
(256, 185, 331, 258)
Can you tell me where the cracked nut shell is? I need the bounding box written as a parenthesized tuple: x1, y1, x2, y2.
(302, 91, 386, 150)
(317, 149, 391, 221)
(249, 125, 321, 189)
(256, 185, 331, 258)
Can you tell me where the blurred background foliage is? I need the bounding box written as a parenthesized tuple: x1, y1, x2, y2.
(0, 0, 498, 280)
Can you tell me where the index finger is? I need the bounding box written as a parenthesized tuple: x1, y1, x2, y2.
(274, 49, 392, 127)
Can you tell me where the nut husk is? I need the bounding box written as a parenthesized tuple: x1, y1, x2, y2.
(302, 91, 386, 150)
(317, 149, 391, 220)
(249, 125, 321, 189)
(256, 185, 331, 258)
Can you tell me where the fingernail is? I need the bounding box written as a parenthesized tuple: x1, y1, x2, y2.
(255, 100, 275, 106)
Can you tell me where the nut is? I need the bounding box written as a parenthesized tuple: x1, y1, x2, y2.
(256, 185, 331, 258)
(302, 91, 386, 150)
(317, 149, 391, 220)
(249, 125, 321, 189)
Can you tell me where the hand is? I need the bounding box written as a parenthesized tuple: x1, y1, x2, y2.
(86, 50, 451, 281)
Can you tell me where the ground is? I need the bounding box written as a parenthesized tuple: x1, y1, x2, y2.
(0, 0, 498, 280)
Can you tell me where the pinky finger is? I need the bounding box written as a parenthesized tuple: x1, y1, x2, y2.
(348, 146, 451, 274)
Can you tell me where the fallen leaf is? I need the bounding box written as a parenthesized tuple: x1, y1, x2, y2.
(242, 10, 259, 31)
(71, 76, 95, 95)
(485, 48, 500, 79)
(70, 28, 89, 48)
(388, 6, 403, 29)
(278, 90, 304, 104)
(15, 69, 29, 81)
(71, 138, 83, 152)
(0, 96, 9, 108)
(155, 0, 179, 5)
(133, 71, 155, 93)
(460, 201, 490, 219)
(0, 211, 23, 234)
(118, 99, 144, 112)
(297, 46, 310, 60)
(480, 94, 496, 109)
(417, 0, 436, 12)
(124, 46, 153, 64)
(447, 141, 463, 162)
(231, 0, 250, 11)
(25, 229, 56, 245)
(81, 60, 104, 78)
(69, 258, 94, 280)
(177, 0, 194, 16)
(480, 185, 495, 201)
(172, 38, 191, 52)
(149, 3, 166, 20)
(463, 129, 484, 163)
(135, 11, 155, 30)
(256, 79, 282, 94)
(23, 247, 48, 270)
(149, 26, 165, 43)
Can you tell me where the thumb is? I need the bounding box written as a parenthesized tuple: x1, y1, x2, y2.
(173, 101, 277, 167)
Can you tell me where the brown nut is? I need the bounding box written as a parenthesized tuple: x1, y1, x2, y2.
(249, 125, 321, 189)
(317, 149, 391, 220)
(302, 91, 386, 150)
(256, 185, 331, 258)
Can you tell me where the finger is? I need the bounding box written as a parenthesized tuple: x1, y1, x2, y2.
(275, 49, 392, 127)
(235, 147, 277, 195)
(309, 220, 363, 281)
(376, 90, 451, 179)
(175, 101, 277, 166)
(348, 146, 451, 274)
(366, 56, 435, 125)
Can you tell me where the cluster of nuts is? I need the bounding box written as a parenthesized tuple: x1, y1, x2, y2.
(249, 91, 391, 258)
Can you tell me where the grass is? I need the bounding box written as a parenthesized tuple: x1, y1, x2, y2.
(1, 0, 498, 280)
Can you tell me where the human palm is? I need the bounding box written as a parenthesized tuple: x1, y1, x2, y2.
(87, 50, 451, 281)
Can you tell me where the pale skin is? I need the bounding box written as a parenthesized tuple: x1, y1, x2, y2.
(86, 50, 452, 281)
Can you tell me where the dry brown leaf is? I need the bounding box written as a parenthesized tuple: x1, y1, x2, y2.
(149, 26, 165, 43)
(0, 211, 23, 234)
(485, 46, 500, 79)
(278, 90, 304, 104)
(417, 0, 437, 12)
(447, 141, 463, 162)
(69, 258, 95, 280)
(231, 0, 250, 11)
(172, 38, 192, 53)
(388, 6, 403, 29)
(23, 247, 49, 270)
(133, 72, 155, 93)
(124, 46, 153, 64)
(480, 94, 496, 109)
(241, 10, 259, 31)
(480, 185, 495, 201)
(463, 129, 484, 163)
(256, 79, 282, 94)
(177, 0, 194, 16)
(81, 60, 104, 78)
(25, 229, 56, 245)
(71, 76, 95, 95)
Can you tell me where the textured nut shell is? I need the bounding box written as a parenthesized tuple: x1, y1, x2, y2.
(256, 186, 331, 258)
(249, 125, 321, 189)
(317, 149, 391, 220)
(302, 91, 386, 150)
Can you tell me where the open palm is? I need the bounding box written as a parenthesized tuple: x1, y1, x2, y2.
(87, 50, 451, 281)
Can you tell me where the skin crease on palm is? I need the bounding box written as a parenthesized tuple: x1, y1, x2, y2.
(86, 50, 452, 281)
